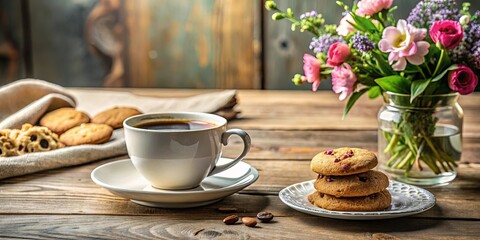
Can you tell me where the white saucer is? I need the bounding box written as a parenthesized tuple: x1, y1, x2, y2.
(91, 158, 259, 208)
(279, 180, 435, 220)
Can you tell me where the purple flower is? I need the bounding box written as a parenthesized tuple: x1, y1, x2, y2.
(309, 34, 344, 54)
(350, 32, 375, 53)
(300, 11, 318, 20)
(465, 23, 480, 48)
(471, 42, 480, 70)
(407, 0, 460, 28)
(451, 19, 480, 69)
(450, 42, 468, 63)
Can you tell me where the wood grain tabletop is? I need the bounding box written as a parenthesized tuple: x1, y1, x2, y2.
(0, 89, 478, 239)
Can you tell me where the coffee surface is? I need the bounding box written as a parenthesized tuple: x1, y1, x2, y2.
(135, 119, 216, 131)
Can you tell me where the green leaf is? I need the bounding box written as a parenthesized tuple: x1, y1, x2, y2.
(358, 75, 377, 86)
(351, 14, 378, 32)
(346, 19, 365, 32)
(368, 86, 381, 99)
(372, 51, 394, 75)
(410, 78, 431, 102)
(342, 88, 369, 119)
(375, 75, 410, 93)
(431, 64, 458, 82)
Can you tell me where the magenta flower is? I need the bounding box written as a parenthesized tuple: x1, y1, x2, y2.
(448, 64, 478, 95)
(327, 42, 351, 67)
(355, 0, 393, 17)
(379, 20, 430, 71)
(430, 20, 464, 49)
(303, 54, 322, 91)
(332, 63, 357, 101)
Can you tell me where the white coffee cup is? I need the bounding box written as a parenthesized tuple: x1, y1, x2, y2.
(123, 112, 251, 190)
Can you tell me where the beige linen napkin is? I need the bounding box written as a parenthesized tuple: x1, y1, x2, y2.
(0, 79, 238, 180)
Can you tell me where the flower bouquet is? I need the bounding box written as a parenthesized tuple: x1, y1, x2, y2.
(266, 0, 479, 185)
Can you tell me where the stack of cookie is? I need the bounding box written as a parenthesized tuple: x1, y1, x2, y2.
(308, 147, 391, 211)
(0, 106, 142, 157)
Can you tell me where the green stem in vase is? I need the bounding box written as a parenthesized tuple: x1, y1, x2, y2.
(386, 151, 400, 167)
(396, 151, 413, 169)
(422, 154, 441, 174)
(383, 133, 399, 154)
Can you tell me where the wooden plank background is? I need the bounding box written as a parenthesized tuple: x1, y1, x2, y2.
(0, 0, 479, 89)
(0, 0, 24, 85)
(124, 0, 261, 89)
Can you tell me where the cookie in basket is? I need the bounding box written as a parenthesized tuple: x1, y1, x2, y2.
(308, 189, 391, 211)
(92, 106, 142, 129)
(39, 107, 90, 134)
(60, 123, 113, 146)
(15, 124, 64, 154)
(0, 129, 18, 157)
(310, 147, 378, 176)
(313, 170, 389, 197)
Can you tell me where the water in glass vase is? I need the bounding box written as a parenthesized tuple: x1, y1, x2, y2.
(378, 124, 461, 186)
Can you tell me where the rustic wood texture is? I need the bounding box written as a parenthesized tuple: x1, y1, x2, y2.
(118, 89, 480, 135)
(28, 0, 107, 87)
(0, 0, 23, 84)
(7, 0, 260, 89)
(0, 216, 478, 240)
(124, 0, 260, 89)
(0, 89, 479, 239)
(86, 0, 126, 87)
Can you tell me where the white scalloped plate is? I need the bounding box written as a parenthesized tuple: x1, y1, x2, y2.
(279, 180, 435, 220)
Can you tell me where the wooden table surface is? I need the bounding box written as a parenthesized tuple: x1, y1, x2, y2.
(0, 89, 479, 239)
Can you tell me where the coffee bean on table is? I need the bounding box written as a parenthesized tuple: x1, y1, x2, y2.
(256, 211, 274, 223)
(242, 217, 257, 227)
(223, 215, 239, 225)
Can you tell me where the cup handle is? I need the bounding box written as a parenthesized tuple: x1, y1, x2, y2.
(208, 129, 251, 176)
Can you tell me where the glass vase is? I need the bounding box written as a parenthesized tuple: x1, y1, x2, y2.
(377, 92, 463, 186)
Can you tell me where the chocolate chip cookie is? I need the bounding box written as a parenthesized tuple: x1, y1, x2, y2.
(308, 189, 391, 211)
(15, 124, 64, 154)
(92, 106, 142, 129)
(39, 107, 90, 134)
(313, 170, 390, 197)
(310, 147, 378, 176)
(59, 123, 113, 146)
(0, 130, 18, 157)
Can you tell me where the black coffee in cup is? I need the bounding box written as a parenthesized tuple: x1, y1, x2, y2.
(135, 119, 217, 130)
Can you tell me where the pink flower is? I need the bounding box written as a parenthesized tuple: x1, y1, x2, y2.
(379, 20, 430, 71)
(303, 54, 322, 91)
(429, 20, 464, 49)
(355, 0, 393, 17)
(331, 63, 357, 101)
(337, 14, 355, 36)
(327, 42, 351, 66)
(448, 64, 478, 95)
